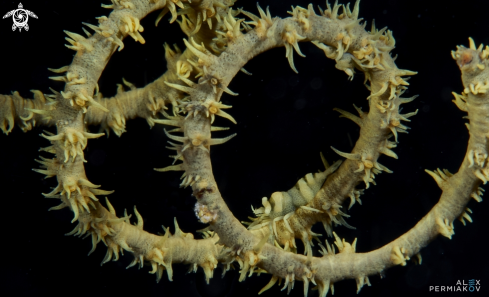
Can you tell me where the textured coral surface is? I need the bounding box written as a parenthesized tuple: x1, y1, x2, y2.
(1, 0, 489, 296)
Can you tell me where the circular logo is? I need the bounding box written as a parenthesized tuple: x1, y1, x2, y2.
(13, 9, 28, 27)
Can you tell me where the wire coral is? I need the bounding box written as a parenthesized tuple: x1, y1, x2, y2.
(1, 0, 488, 296)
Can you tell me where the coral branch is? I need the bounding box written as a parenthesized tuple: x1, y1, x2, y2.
(1, 0, 489, 296)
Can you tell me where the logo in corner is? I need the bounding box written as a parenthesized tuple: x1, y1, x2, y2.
(2, 3, 38, 32)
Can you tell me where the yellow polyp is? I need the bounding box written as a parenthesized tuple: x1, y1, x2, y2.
(259, 275, 279, 294)
(362, 159, 373, 169)
(436, 217, 455, 239)
(391, 246, 408, 266)
(469, 37, 476, 50)
(191, 138, 203, 146)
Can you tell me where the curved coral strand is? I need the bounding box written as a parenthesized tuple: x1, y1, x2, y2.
(31, 0, 239, 285)
(65, 197, 231, 282)
(84, 2, 239, 136)
(183, 64, 479, 297)
(3, 0, 485, 294)
(179, 1, 416, 249)
(176, 1, 480, 292)
(33, 1, 168, 224)
(1, 1, 238, 138)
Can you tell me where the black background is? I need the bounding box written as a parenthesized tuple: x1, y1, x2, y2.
(1, 0, 488, 296)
